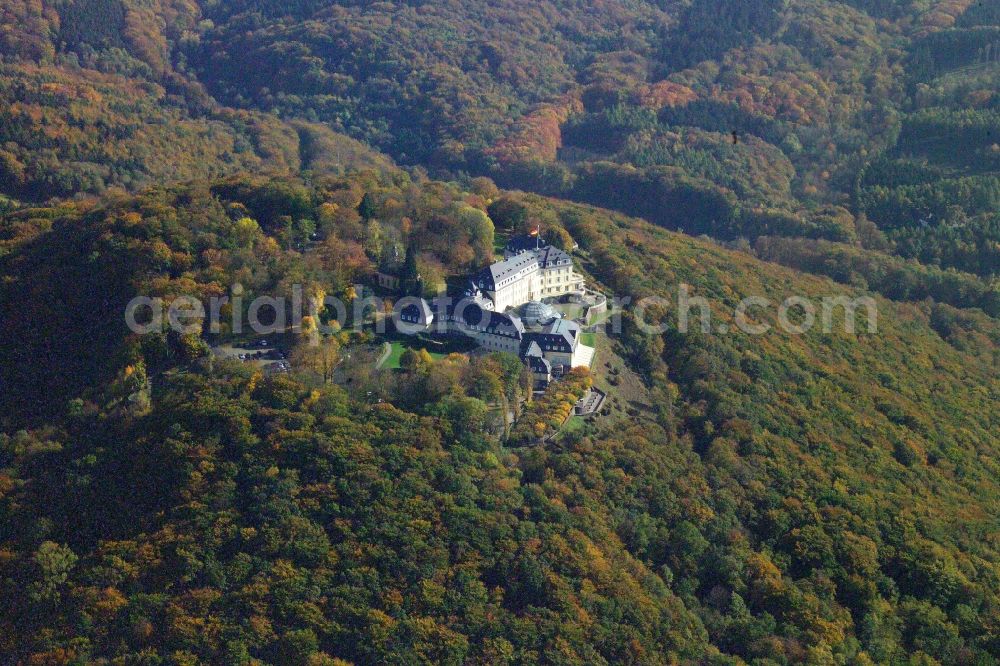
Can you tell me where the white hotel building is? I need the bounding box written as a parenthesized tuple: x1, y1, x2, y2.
(392, 235, 593, 382)
(475, 236, 585, 312)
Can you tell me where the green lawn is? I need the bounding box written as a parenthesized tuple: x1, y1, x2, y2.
(554, 415, 588, 443)
(580, 332, 596, 347)
(493, 231, 511, 256)
(380, 339, 447, 369)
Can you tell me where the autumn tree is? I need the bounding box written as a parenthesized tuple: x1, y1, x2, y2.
(291, 334, 341, 384)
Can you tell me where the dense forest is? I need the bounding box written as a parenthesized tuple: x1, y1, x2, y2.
(2, 175, 998, 664)
(0, 0, 998, 664)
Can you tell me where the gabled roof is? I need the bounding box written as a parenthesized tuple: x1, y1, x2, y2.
(399, 298, 433, 323)
(489, 312, 525, 337)
(435, 299, 525, 338)
(476, 251, 540, 291)
(523, 330, 575, 354)
(536, 244, 573, 268)
(545, 318, 579, 338)
(525, 353, 551, 374)
(477, 240, 574, 290)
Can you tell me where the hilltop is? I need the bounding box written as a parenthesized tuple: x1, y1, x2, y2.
(1, 173, 997, 662)
(0, 0, 997, 663)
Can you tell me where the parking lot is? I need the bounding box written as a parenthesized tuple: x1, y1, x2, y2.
(212, 338, 289, 373)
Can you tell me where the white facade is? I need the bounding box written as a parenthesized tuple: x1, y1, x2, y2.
(391, 237, 594, 379)
(478, 243, 585, 312)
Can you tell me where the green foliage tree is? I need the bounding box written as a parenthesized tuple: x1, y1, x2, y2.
(28, 542, 77, 604)
(357, 192, 377, 221)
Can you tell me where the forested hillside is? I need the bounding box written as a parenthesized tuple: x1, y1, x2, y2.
(1, 176, 998, 663)
(0, 0, 392, 201)
(2, 0, 999, 286)
(0, 0, 998, 664)
(171, 0, 1000, 287)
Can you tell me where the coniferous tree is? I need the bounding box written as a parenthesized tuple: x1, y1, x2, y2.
(401, 244, 421, 296)
(357, 192, 376, 222)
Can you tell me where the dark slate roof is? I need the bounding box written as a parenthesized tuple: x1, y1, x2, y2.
(545, 318, 579, 338)
(526, 354, 551, 374)
(476, 251, 540, 291)
(523, 341, 543, 358)
(476, 240, 573, 291)
(505, 234, 543, 255)
(523, 330, 575, 355)
(536, 245, 573, 268)
(433, 299, 525, 338)
(399, 299, 433, 323)
(486, 311, 525, 338)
